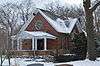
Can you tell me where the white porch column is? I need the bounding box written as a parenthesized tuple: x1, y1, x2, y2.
(32, 37, 35, 50)
(17, 38, 20, 50)
(20, 39, 22, 50)
(35, 38, 37, 50)
(44, 37, 47, 50)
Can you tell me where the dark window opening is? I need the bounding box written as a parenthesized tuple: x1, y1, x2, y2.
(37, 39, 44, 50)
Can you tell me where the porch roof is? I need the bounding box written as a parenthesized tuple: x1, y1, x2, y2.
(18, 31, 56, 39)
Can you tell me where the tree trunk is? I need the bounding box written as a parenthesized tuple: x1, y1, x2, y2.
(83, 0, 96, 60)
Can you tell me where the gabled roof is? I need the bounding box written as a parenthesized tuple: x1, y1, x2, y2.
(39, 9, 80, 33)
(18, 9, 82, 35)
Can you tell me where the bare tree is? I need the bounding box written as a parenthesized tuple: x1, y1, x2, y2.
(93, 0, 100, 33)
(45, 1, 84, 19)
(0, 0, 36, 49)
(0, 1, 36, 65)
(0, 4, 16, 49)
(83, 0, 100, 60)
(17, 0, 35, 24)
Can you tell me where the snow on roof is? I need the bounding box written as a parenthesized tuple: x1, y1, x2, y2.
(19, 31, 56, 39)
(39, 9, 78, 33)
(67, 18, 78, 33)
(17, 9, 80, 37)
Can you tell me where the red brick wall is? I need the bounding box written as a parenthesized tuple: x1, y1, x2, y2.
(22, 39, 32, 50)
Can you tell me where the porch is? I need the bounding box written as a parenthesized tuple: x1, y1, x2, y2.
(12, 31, 56, 51)
(10, 49, 69, 57)
(10, 50, 54, 57)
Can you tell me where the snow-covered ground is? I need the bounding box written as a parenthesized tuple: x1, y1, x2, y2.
(1, 58, 100, 66)
(55, 59, 100, 66)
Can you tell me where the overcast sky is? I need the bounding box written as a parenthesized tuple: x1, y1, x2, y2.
(0, 0, 83, 8)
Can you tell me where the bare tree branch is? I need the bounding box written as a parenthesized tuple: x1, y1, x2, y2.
(91, 1, 100, 12)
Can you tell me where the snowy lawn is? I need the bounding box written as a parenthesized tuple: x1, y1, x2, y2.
(1, 58, 100, 66)
(55, 59, 100, 66)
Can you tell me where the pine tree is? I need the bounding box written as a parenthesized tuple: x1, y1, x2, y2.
(73, 33, 87, 59)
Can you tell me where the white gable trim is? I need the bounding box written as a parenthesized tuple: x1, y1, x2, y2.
(18, 16, 34, 34)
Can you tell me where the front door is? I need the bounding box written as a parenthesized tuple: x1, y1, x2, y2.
(37, 39, 44, 50)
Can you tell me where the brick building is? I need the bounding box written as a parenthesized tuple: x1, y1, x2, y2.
(14, 9, 83, 51)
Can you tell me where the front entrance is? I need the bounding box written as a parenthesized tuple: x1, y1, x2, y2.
(37, 39, 44, 50)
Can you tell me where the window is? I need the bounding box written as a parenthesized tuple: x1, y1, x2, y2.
(35, 20, 43, 30)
